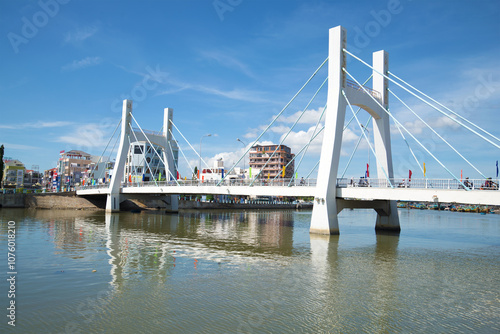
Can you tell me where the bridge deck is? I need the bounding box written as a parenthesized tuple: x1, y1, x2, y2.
(76, 178, 500, 206)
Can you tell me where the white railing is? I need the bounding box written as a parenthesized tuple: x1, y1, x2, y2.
(337, 178, 499, 191)
(76, 178, 499, 191)
(346, 79, 381, 100)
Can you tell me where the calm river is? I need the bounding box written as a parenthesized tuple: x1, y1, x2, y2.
(0, 208, 499, 333)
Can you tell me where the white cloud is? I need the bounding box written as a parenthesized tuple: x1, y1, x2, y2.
(279, 126, 324, 155)
(62, 56, 102, 72)
(56, 123, 111, 149)
(277, 107, 326, 125)
(201, 50, 256, 79)
(64, 25, 98, 43)
(269, 125, 290, 134)
(0, 143, 39, 150)
(0, 121, 74, 129)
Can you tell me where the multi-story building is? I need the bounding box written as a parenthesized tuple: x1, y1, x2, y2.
(57, 150, 95, 191)
(249, 144, 295, 179)
(24, 169, 43, 190)
(43, 168, 58, 192)
(87, 160, 114, 184)
(124, 141, 179, 182)
(2, 159, 25, 189)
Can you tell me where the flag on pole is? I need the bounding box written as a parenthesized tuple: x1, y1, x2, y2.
(366, 163, 369, 178)
(409, 170, 412, 181)
(423, 162, 426, 177)
(268, 172, 270, 180)
(249, 167, 252, 178)
(497, 160, 499, 178)
(282, 166, 285, 178)
(295, 172, 298, 179)
(461, 169, 463, 181)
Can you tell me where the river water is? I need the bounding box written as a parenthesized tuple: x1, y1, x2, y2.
(0, 208, 499, 333)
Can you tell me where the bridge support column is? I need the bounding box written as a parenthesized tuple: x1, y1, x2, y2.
(163, 195, 179, 213)
(310, 26, 346, 235)
(375, 201, 400, 232)
(106, 194, 121, 212)
(372, 50, 400, 232)
(106, 99, 132, 213)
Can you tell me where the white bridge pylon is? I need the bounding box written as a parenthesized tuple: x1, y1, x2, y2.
(106, 100, 178, 212)
(76, 25, 500, 234)
(310, 26, 399, 235)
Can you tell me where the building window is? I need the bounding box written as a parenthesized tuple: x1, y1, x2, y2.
(134, 145, 144, 154)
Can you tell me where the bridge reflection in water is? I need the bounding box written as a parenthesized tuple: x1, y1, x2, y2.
(9, 208, 499, 333)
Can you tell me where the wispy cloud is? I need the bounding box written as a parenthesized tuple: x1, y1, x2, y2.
(0, 143, 39, 150)
(62, 56, 102, 72)
(158, 80, 272, 103)
(64, 25, 98, 44)
(201, 50, 256, 79)
(56, 123, 110, 149)
(0, 121, 74, 129)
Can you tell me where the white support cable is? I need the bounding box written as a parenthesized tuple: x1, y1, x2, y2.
(342, 90, 394, 188)
(169, 119, 213, 177)
(390, 88, 486, 178)
(87, 119, 122, 182)
(287, 103, 328, 186)
(167, 141, 179, 176)
(219, 57, 329, 186)
(125, 135, 137, 183)
(168, 128, 199, 180)
(284, 76, 371, 186)
(251, 76, 328, 185)
(394, 119, 425, 176)
(269, 125, 325, 185)
(340, 116, 372, 179)
(305, 160, 320, 179)
(130, 113, 180, 186)
(129, 123, 158, 186)
(388, 70, 500, 144)
(343, 67, 470, 190)
(343, 48, 500, 151)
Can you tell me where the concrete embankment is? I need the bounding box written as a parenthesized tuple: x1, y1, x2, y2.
(0, 193, 312, 211)
(0, 192, 105, 210)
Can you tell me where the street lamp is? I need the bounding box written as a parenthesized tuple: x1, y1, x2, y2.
(236, 138, 246, 173)
(199, 134, 212, 177)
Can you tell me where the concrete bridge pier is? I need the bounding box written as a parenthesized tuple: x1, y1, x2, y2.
(106, 193, 121, 212)
(375, 200, 400, 233)
(161, 195, 179, 213)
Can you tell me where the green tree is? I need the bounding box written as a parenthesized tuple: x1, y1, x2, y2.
(192, 166, 198, 180)
(0, 145, 4, 186)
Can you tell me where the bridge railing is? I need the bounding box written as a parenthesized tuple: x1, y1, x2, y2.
(75, 177, 499, 191)
(345, 79, 381, 100)
(121, 178, 318, 188)
(337, 178, 499, 191)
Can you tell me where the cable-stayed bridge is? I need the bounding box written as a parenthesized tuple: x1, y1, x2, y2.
(77, 26, 500, 235)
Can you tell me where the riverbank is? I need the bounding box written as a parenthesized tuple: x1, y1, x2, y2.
(0, 193, 312, 211)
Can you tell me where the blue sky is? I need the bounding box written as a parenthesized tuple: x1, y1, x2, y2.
(1, 0, 499, 180)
